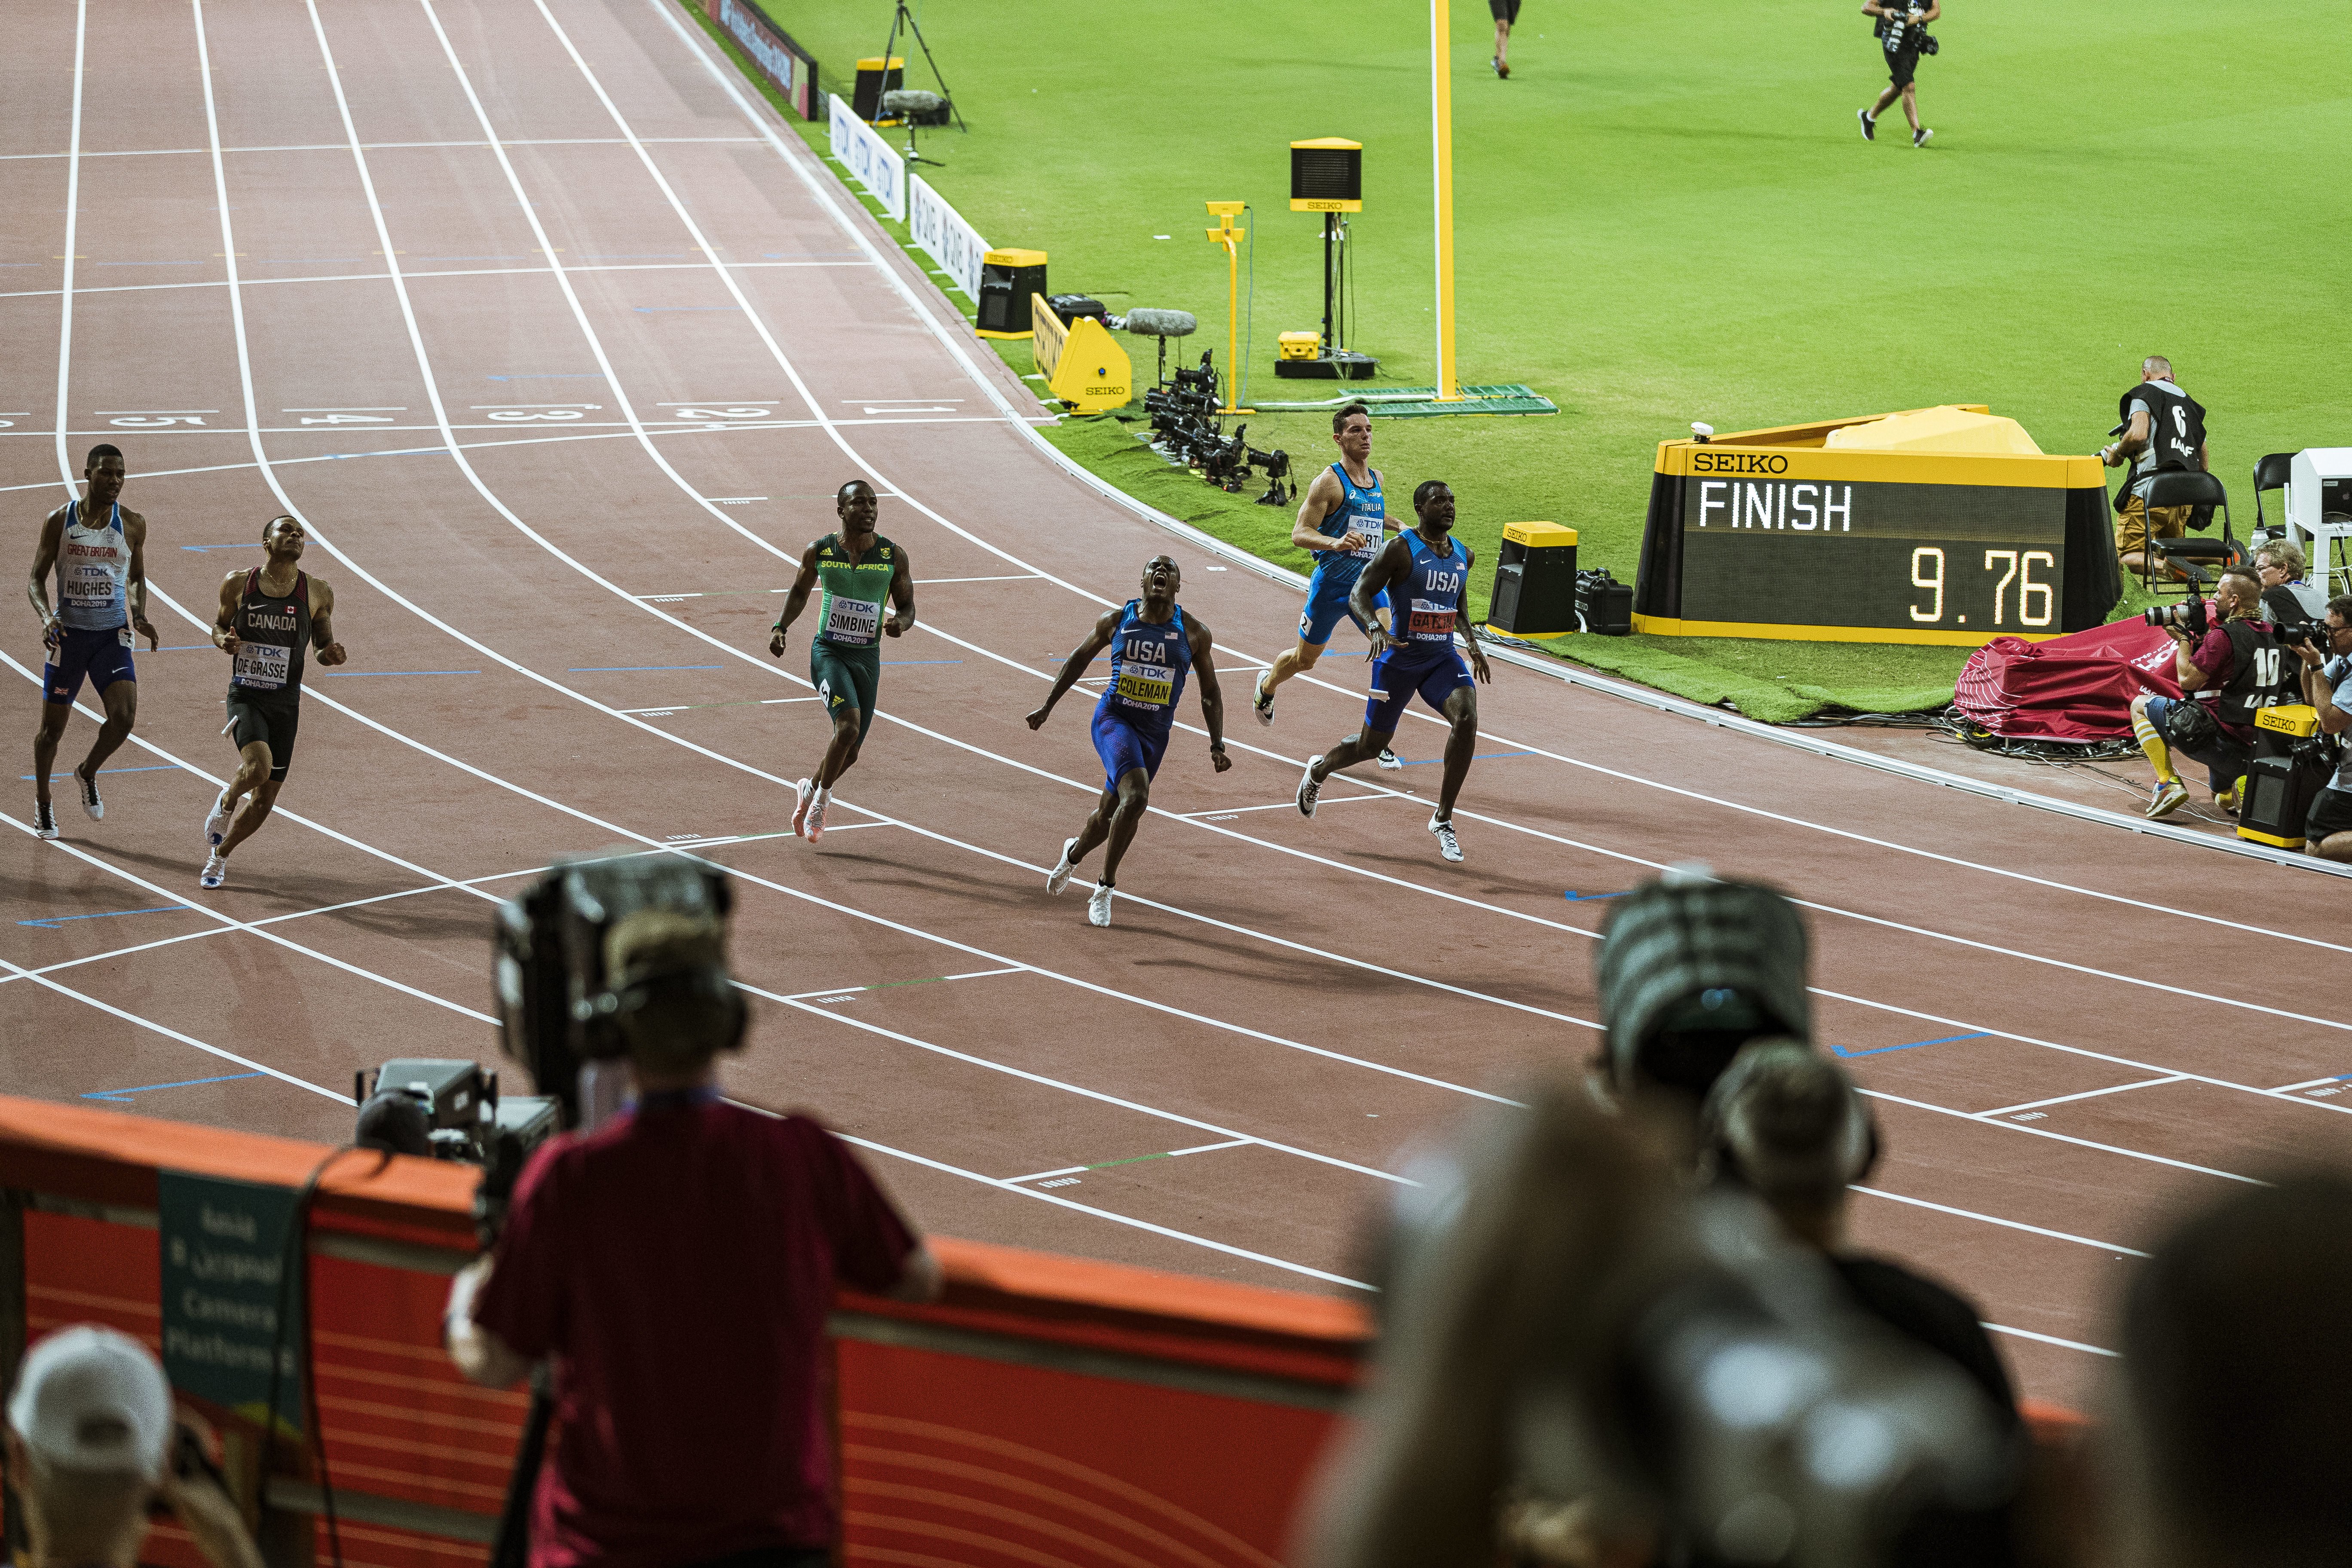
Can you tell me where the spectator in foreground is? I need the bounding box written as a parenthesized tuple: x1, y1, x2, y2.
(447, 908, 940, 1568)
(2105, 1168, 2352, 1568)
(4, 1326, 261, 1568)
(2292, 596, 2352, 861)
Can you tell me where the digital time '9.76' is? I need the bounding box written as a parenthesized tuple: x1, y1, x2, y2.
(1907, 547, 2055, 628)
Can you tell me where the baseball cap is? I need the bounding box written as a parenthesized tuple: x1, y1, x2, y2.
(6, 1326, 172, 1479)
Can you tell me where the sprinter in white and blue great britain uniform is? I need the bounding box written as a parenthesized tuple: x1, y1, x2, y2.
(1028, 556, 1232, 928)
(1250, 402, 1400, 768)
(26, 444, 157, 839)
(1295, 480, 1491, 863)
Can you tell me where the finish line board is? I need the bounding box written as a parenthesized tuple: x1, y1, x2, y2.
(1632, 413, 2122, 646)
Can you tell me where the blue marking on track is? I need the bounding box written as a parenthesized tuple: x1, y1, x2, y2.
(315, 670, 480, 678)
(1562, 890, 1629, 901)
(82, 1072, 263, 1103)
(20, 904, 192, 930)
(1831, 1032, 1991, 1060)
(181, 543, 267, 551)
(20, 765, 179, 780)
(570, 665, 724, 673)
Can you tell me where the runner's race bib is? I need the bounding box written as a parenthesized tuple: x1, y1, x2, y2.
(233, 643, 291, 690)
(1408, 599, 1456, 639)
(824, 595, 882, 645)
(1114, 662, 1175, 707)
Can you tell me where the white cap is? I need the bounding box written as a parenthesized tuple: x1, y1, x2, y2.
(6, 1326, 172, 1479)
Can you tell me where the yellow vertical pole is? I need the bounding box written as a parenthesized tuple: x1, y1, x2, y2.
(1204, 201, 1250, 413)
(1431, 0, 1459, 400)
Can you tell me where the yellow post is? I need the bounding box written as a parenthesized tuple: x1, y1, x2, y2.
(1204, 201, 1251, 413)
(1430, 0, 1460, 400)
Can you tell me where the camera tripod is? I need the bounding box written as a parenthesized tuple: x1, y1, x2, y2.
(878, 0, 965, 134)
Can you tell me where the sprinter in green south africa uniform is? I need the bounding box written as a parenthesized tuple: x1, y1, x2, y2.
(769, 480, 916, 842)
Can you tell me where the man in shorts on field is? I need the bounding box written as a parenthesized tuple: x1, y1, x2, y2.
(25, 444, 158, 839)
(1858, 0, 1938, 147)
(1028, 555, 1231, 928)
(201, 515, 347, 889)
(1491, 0, 1520, 77)
(1295, 480, 1491, 863)
(1251, 403, 1400, 769)
(769, 480, 915, 845)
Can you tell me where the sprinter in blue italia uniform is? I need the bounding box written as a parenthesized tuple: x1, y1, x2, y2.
(1295, 480, 1491, 862)
(1250, 402, 1400, 769)
(1028, 555, 1231, 927)
(26, 444, 157, 839)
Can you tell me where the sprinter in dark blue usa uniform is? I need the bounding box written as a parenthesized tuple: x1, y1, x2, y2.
(1027, 555, 1231, 927)
(1295, 480, 1491, 862)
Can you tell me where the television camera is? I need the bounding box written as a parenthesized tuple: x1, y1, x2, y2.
(1141, 349, 1294, 507)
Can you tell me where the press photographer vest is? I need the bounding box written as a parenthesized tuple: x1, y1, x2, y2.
(2113, 382, 2207, 513)
(2199, 619, 2286, 726)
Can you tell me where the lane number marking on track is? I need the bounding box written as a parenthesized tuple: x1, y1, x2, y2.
(811, 994, 858, 1005)
(2011, 1111, 2048, 1122)
(1037, 1177, 1081, 1188)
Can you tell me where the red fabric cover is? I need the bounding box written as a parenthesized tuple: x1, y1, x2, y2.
(1954, 617, 2182, 740)
(473, 1099, 918, 1568)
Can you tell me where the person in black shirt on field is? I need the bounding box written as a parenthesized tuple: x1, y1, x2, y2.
(1859, 0, 1940, 147)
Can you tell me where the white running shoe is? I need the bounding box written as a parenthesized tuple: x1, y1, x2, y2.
(1376, 748, 1403, 770)
(199, 850, 228, 890)
(1912, 126, 1933, 148)
(1087, 881, 1113, 927)
(803, 787, 829, 842)
(2146, 779, 2189, 820)
(1428, 812, 1463, 862)
(1253, 671, 1275, 728)
(790, 777, 813, 837)
(74, 768, 103, 821)
(1047, 837, 1079, 895)
(205, 789, 233, 848)
(33, 799, 59, 840)
(1296, 758, 1322, 818)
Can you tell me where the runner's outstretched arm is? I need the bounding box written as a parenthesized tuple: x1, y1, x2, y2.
(1350, 538, 1410, 660)
(767, 541, 824, 658)
(1186, 617, 1232, 772)
(309, 578, 347, 666)
(1026, 609, 1120, 730)
(884, 545, 916, 637)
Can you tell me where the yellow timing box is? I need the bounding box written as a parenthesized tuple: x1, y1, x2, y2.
(1504, 521, 1578, 548)
(2256, 703, 2320, 738)
(1030, 294, 1131, 415)
(1277, 331, 1321, 361)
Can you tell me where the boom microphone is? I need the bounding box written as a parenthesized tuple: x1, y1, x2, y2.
(1121, 308, 1197, 339)
(881, 89, 950, 126)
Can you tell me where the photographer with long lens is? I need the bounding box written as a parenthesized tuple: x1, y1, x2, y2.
(1857, 0, 1938, 148)
(2127, 568, 2281, 820)
(446, 895, 940, 1568)
(2289, 596, 2352, 861)
(6, 1326, 263, 1568)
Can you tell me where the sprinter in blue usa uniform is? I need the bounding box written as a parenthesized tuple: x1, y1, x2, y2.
(1028, 555, 1230, 927)
(1295, 480, 1491, 862)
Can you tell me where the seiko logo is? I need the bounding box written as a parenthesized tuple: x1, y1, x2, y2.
(1691, 452, 1788, 475)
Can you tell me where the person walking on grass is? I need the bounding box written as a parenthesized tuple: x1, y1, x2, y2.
(1858, 0, 1938, 147)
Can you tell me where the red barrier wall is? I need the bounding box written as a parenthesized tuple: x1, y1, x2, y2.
(0, 1097, 1366, 1568)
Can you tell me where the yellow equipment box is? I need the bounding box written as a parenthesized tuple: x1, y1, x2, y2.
(2256, 703, 2320, 738)
(1504, 521, 1579, 548)
(1278, 332, 1322, 361)
(1030, 293, 1131, 415)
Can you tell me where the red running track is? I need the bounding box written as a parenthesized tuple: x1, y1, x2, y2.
(6, 0, 2349, 1413)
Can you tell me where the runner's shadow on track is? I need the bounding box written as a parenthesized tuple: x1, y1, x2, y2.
(815, 849, 1030, 905)
(80, 845, 420, 918)
(1343, 845, 1577, 904)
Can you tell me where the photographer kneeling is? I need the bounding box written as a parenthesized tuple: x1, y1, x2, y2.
(2128, 568, 2280, 820)
(2291, 596, 2352, 862)
(447, 908, 940, 1568)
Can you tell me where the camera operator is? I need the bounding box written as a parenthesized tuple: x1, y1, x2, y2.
(5, 1326, 263, 1568)
(2101, 356, 2209, 583)
(1702, 1044, 2022, 1568)
(2253, 539, 2330, 625)
(2104, 1167, 2352, 1568)
(1857, 0, 1938, 148)
(446, 908, 940, 1568)
(2126, 568, 2278, 820)
(2290, 596, 2352, 862)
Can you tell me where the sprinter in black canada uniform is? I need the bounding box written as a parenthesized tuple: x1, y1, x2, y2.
(201, 515, 346, 889)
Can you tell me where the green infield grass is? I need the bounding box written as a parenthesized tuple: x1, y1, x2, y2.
(684, 0, 2347, 722)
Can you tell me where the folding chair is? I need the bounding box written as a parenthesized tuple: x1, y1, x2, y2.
(2143, 470, 2235, 596)
(2251, 452, 2295, 543)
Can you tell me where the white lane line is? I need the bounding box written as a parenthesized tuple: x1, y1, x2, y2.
(0, 136, 764, 160)
(1852, 1185, 2150, 1258)
(1180, 796, 1383, 818)
(1859, 1087, 2262, 1186)
(52, 0, 88, 493)
(837, 1133, 1373, 1292)
(1973, 1074, 2192, 1121)
(1981, 1323, 2117, 1358)
(0, 954, 348, 1103)
(1003, 1139, 1253, 1186)
(764, 992, 1411, 1187)
(779, 966, 1024, 1000)
(0, 258, 876, 303)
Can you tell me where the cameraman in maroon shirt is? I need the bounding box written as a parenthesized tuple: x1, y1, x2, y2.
(447, 910, 940, 1568)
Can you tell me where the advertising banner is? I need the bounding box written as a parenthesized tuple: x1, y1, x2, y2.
(907, 175, 988, 300)
(828, 93, 905, 221)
